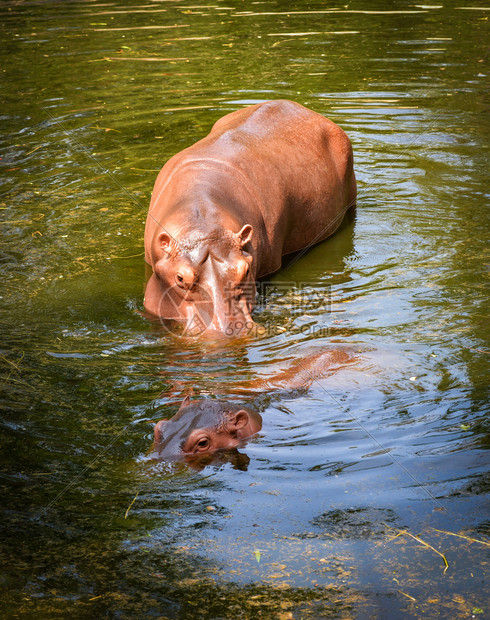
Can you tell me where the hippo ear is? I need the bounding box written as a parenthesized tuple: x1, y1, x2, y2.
(178, 395, 191, 410)
(158, 231, 177, 255)
(227, 409, 249, 431)
(237, 225, 253, 248)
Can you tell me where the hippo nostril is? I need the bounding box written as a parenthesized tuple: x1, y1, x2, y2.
(238, 260, 250, 281)
(175, 267, 197, 290)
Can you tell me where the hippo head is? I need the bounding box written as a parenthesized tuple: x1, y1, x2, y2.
(153, 225, 256, 337)
(152, 396, 262, 462)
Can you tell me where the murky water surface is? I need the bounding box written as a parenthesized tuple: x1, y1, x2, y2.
(1, 0, 488, 617)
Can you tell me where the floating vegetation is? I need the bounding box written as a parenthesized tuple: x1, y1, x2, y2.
(389, 529, 449, 573)
(91, 24, 190, 31)
(429, 528, 490, 547)
(124, 491, 139, 519)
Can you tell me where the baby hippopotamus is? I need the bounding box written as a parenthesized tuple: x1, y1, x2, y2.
(152, 349, 357, 463)
(152, 396, 262, 462)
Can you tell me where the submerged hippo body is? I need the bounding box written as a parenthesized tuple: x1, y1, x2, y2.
(144, 99, 356, 335)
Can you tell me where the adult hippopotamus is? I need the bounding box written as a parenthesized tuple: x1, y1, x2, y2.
(144, 100, 356, 336)
(152, 349, 356, 463)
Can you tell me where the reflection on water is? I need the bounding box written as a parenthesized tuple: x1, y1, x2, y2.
(1, 0, 488, 617)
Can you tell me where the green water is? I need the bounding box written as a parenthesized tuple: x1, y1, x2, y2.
(1, 0, 488, 618)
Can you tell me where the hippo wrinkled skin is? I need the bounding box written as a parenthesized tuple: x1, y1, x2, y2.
(144, 99, 356, 336)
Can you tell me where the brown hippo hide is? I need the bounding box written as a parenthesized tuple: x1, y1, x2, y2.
(144, 100, 356, 336)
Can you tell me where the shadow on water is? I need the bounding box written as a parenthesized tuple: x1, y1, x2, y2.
(278, 205, 357, 279)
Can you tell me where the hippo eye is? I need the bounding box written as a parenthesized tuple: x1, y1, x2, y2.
(195, 437, 210, 451)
